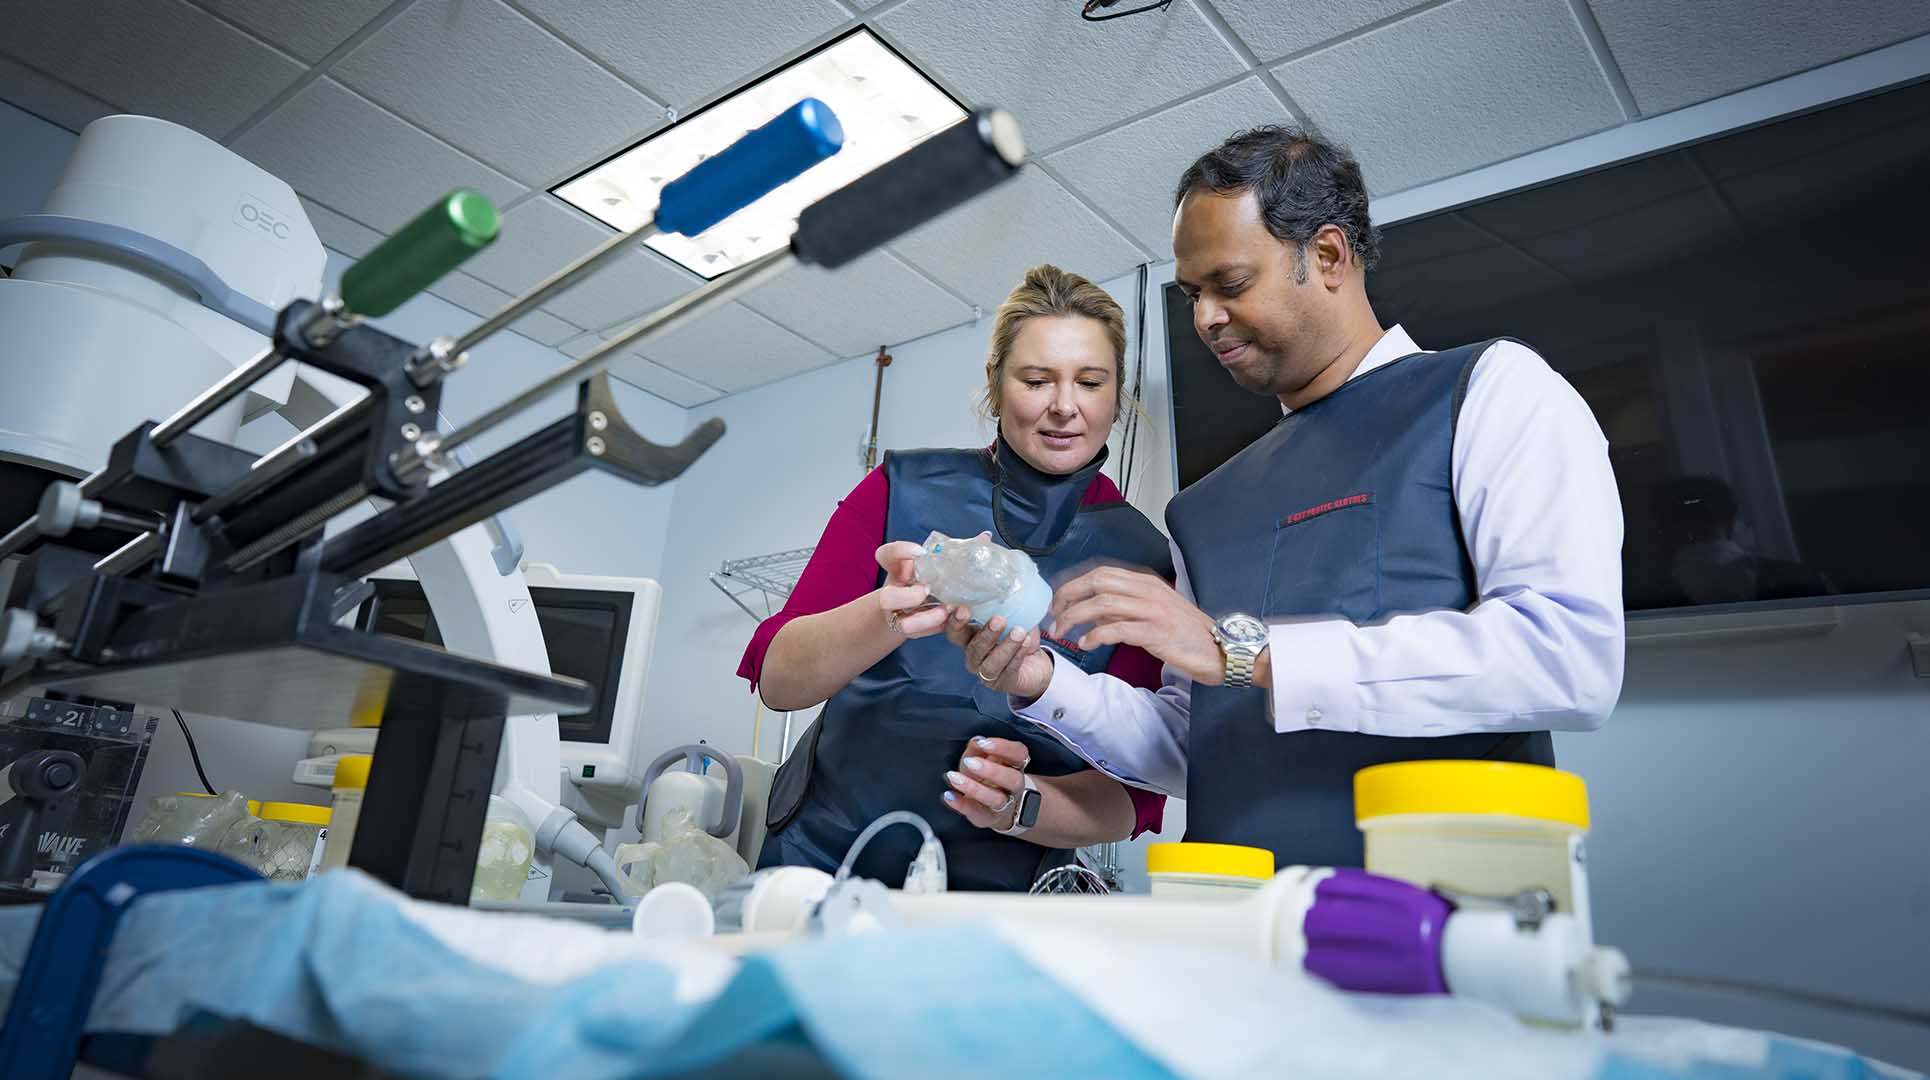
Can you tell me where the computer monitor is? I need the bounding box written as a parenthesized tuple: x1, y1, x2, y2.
(354, 562, 661, 828)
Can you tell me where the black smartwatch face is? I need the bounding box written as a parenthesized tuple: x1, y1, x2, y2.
(1016, 788, 1042, 828)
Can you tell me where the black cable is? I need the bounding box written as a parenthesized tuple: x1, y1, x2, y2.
(1082, 0, 1173, 21)
(1121, 262, 1149, 497)
(173, 708, 217, 795)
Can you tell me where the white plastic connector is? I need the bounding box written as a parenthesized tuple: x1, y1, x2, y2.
(1577, 945, 1632, 1008)
(904, 838, 949, 895)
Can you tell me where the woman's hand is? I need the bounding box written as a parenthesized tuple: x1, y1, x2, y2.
(941, 736, 1032, 830)
(875, 541, 949, 638)
(946, 613, 1054, 701)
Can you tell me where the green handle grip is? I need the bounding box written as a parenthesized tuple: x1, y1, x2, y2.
(339, 189, 500, 317)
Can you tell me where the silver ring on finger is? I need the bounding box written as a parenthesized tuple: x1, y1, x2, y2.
(885, 609, 902, 634)
(993, 791, 1017, 815)
(977, 667, 1000, 684)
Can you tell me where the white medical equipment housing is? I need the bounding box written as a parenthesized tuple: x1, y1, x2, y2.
(0, 115, 594, 901)
(0, 115, 312, 511)
(353, 562, 664, 830)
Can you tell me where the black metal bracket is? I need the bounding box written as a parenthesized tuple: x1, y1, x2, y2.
(319, 374, 724, 580)
(271, 302, 445, 502)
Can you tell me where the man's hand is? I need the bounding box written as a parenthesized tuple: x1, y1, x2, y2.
(945, 611, 1054, 701)
(875, 541, 949, 638)
(1048, 566, 1226, 686)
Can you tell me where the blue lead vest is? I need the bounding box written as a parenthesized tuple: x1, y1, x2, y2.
(761, 439, 1174, 891)
(1167, 340, 1553, 869)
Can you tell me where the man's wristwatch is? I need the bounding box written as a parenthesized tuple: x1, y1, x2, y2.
(1211, 612, 1269, 689)
(996, 775, 1041, 837)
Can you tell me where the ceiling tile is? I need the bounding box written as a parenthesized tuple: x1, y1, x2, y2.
(0, 56, 117, 133)
(299, 198, 383, 258)
(333, 0, 665, 187)
(190, 0, 393, 64)
(887, 167, 1145, 310)
(559, 331, 610, 359)
(424, 271, 582, 346)
(1043, 77, 1291, 257)
(504, 308, 580, 346)
(0, 0, 304, 138)
(609, 354, 725, 407)
(461, 196, 615, 293)
(1210, 0, 1435, 62)
(1273, 0, 1623, 195)
(459, 195, 700, 329)
(233, 79, 527, 233)
(517, 0, 849, 110)
(543, 248, 700, 331)
(740, 250, 974, 358)
(641, 302, 836, 393)
(1587, 0, 1930, 116)
(876, 0, 1246, 152)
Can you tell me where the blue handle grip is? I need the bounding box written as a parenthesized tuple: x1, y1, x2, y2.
(654, 97, 845, 237)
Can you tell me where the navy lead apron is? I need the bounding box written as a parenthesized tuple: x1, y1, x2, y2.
(762, 439, 1174, 890)
(1169, 340, 1554, 869)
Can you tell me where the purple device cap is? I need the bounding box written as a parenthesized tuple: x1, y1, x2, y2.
(1302, 868, 1452, 995)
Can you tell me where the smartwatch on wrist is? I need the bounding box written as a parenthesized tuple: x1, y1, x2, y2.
(996, 775, 1041, 837)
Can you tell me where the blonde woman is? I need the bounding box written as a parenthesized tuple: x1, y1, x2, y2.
(740, 265, 1171, 890)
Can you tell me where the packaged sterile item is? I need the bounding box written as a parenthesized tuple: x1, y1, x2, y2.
(615, 806, 751, 900)
(132, 790, 254, 849)
(914, 530, 1051, 634)
(1354, 760, 1592, 927)
(1145, 842, 1273, 899)
(214, 814, 279, 875)
(469, 795, 534, 903)
(261, 802, 331, 880)
(318, 754, 370, 872)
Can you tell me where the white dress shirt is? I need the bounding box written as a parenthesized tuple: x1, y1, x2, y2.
(1014, 326, 1626, 796)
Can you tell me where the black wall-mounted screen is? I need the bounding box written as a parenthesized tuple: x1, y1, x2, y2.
(358, 579, 630, 743)
(1165, 76, 1930, 614)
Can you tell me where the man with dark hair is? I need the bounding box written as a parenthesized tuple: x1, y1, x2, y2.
(951, 125, 1626, 868)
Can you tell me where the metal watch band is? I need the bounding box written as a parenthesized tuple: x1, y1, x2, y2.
(1224, 645, 1257, 689)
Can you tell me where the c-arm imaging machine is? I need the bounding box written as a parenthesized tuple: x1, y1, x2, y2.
(0, 99, 1028, 903)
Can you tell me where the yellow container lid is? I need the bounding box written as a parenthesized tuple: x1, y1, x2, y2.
(1354, 760, 1589, 830)
(1145, 842, 1275, 881)
(332, 754, 373, 791)
(179, 793, 260, 816)
(261, 801, 332, 826)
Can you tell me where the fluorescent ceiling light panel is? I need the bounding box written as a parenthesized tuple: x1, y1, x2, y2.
(553, 30, 965, 279)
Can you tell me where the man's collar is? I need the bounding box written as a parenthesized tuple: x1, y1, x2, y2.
(1282, 324, 1424, 415)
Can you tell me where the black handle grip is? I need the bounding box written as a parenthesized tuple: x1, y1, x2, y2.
(791, 109, 1025, 270)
